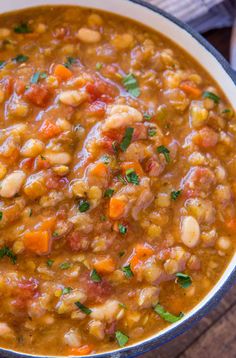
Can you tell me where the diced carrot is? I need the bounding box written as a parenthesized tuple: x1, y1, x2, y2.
(226, 218, 236, 231)
(109, 197, 125, 219)
(90, 162, 108, 177)
(39, 119, 62, 139)
(68, 345, 93, 356)
(120, 161, 144, 176)
(130, 255, 140, 272)
(35, 217, 56, 232)
(53, 64, 73, 81)
(24, 231, 51, 255)
(34, 155, 51, 170)
(130, 243, 154, 272)
(94, 256, 116, 274)
(179, 81, 202, 98)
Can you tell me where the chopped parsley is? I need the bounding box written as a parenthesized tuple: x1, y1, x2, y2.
(154, 303, 184, 323)
(101, 154, 111, 165)
(120, 127, 134, 152)
(119, 302, 127, 309)
(78, 200, 90, 213)
(0, 246, 17, 264)
(29, 208, 33, 217)
(112, 141, 119, 154)
(203, 91, 220, 104)
(75, 301, 92, 315)
(62, 287, 73, 295)
(118, 224, 127, 235)
(104, 188, 115, 198)
(14, 22, 32, 34)
(47, 259, 54, 267)
(143, 112, 152, 121)
(30, 71, 47, 84)
(59, 262, 71, 270)
(171, 190, 182, 201)
(0, 61, 5, 69)
(125, 168, 140, 185)
(122, 264, 133, 278)
(90, 269, 102, 283)
(119, 251, 125, 257)
(148, 128, 157, 137)
(64, 57, 76, 69)
(100, 215, 107, 222)
(52, 231, 59, 237)
(122, 73, 140, 97)
(222, 108, 234, 118)
(157, 145, 170, 163)
(115, 330, 129, 347)
(0, 212, 2, 221)
(96, 62, 103, 70)
(176, 272, 192, 288)
(12, 54, 29, 63)
(117, 174, 127, 185)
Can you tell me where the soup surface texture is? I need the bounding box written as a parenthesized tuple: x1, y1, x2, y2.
(0, 5, 235, 356)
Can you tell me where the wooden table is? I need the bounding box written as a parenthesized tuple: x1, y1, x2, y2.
(143, 27, 236, 358)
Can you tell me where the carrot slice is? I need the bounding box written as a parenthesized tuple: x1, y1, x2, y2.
(68, 345, 93, 356)
(39, 119, 62, 139)
(120, 161, 144, 176)
(53, 64, 73, 81)
(94, 256, 116, 274)
(179, 81, 201, 98)
(226, 218, 236, 232)
(109, 197, 125, 219)
(90, 162, 108, 177)
(35, 217, 56, 232)
(130, 244, 154, 272)
(24, 231, 51, 255)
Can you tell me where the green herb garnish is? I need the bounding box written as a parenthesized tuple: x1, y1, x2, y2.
(104, 188, 115, 198)
(117, 174, 127, 185)
(29, 208, 32, 217)
(203, 91, 220, 104)
(14, 22, 32, 34)
(100, 215, 107, 222)
(13, 54, 29, 63)
(125, 168, 140, 185)
(119, 251, 125, 257)
(115, 330, 129, 347)
(78, 200, 90, 213)
(96, 62, 103, 70)
(122, 264, 133, 278)
(171, 190, 182, 201)
(90, 269, 101, 283)
(118, 224, 127, 235)
(64, 57, 76, 69)
(154, 303, 184, 323)
(120, 127, 134, 152)
(122, 73, 140, 97)
(52, 231, 59, 237)
(143, 112, 152, 121)
(62, 287, 73, 295)
(157, 145, 170, 163)
(0, 246, 17, 264)
(0, 212, 2, 221)
(0, 61, 5, 69)
(75, 301, 92, 315)
(47, 259, 54, 267)
(59, 262, 71, 270)
(176, 272, 192, 288)
(30, 71, 47, 84)
(101, 154, 111, 165)
(148, 128, 157, 137)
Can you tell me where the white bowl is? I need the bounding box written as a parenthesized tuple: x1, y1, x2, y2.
(1, 1, 236, 357)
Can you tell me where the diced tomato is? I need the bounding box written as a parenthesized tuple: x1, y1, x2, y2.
(86, 80, 117, 103)
(67, 230, 89, 251)
(24, 84, 51, 107)
(182, 167, 216, 198)
(15, 79, 27, 95)
(87, 100, 106, 117)
(34, 155, 51, 170)
(83, 274, 112, 303)
(193, 126, 219, 148)
(13, 277, 39, 308)
(133, 123, 148, 141)
(39, 119, 62, 140)
(45, 175, 68, 190)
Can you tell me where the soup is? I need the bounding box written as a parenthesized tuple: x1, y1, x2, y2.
(0, 5, 235, 356)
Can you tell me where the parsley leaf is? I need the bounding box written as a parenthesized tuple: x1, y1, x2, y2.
(62, 287, 73, 295)
(176, 272, 192, 288)
(171, 190, 182, 201)
(14, 22, 32, 34)
(119, 251, 125, 257)
(117, 174, 127, 185)
(47, 259, 54, 267)
(0, 246, 17, 264)
(122, 73, 140, 97)
(78, 200, 90, 213)
(203, 91, 220, 104)
(52, 231, 59, 237)
(125, 168, 140, 185)
(0, 212, 2, 221)
(64, 57, 76, 69)
(157, 145, 170, 163)
(120, 127, 134, 152)
(122, 264, 133, 278)
(148, 128, 157, 137)
(0, 61, 6, 69)
(118, 224, 127, 235)
(154, 303, 184, 323)
(115, 330, 129, 347)
(30, 71, 47, 84)
(96, 62, 103, 70)
(104, 188, 115, 198)
(12, 54, 29, 63)
(100, 215, 107, 222)
(90, 269, 102, 283)
(143, 112, 152, 121)
(75, 301, 92, 315)
(59, 262, 71, 270)
(101, 154, 111, 165)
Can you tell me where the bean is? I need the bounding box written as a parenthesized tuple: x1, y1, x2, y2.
(181, 215, 200, 248)
(59, 90, 89, 107)
(77, 28, 101, 43)
(20, 139, 45, 157)
(0, 171, 26, 198)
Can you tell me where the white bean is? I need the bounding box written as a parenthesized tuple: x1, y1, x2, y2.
(45, 152, 72, 165)
(0, 171, 26, 198)
(77, 28, 101, 43)
(59, 90, 89, 107)
(20, 139, 45, 157)
(181, 216, 200, 248)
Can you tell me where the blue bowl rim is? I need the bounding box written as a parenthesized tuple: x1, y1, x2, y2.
(1, 1, 236, 357)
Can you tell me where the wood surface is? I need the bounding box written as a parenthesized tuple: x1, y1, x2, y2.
(142, 27, 236, 358)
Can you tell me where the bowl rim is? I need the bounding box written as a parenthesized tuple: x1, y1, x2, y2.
(0, 1, 236, 357)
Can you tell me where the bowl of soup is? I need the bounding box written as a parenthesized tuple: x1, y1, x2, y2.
(0, 0, 235, 357)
